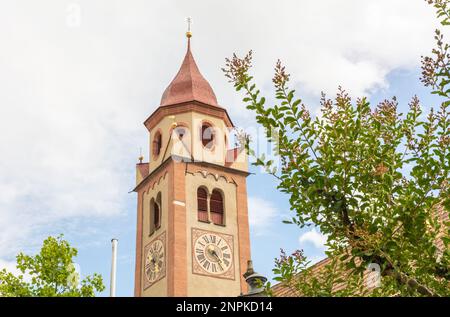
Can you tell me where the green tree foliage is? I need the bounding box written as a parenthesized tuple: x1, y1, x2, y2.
(0, 235, 105, 297)
(223, 1, 449, 296)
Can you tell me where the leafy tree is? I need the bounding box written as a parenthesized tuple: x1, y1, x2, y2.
(0, 235, 105, 297)
(223, 0, 449, 296)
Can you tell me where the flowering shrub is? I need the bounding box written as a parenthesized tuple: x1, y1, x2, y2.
(223, 0, 449, 296)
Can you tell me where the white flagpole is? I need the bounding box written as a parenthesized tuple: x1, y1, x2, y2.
(110, 238, 118, 297)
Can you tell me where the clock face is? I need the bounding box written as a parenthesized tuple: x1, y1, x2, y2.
(192, 228, 234, 279)
(144, 232, 166, 289)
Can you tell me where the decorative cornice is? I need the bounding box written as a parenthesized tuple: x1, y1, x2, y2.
(185, 169, 237, 185)
(143, 100, 234, 132)
(144, 171, 169, 194)
(131, 156, 250, 193)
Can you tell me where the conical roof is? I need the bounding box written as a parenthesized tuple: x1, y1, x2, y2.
(160, 39, 218, 107)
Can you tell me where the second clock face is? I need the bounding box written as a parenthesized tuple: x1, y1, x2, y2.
(193, 230, 233, 277)
(144, 232, 166, 289)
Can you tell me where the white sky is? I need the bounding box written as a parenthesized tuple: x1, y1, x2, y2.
(0, 0, 443, 291)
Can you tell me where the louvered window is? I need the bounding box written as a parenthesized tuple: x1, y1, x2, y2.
(210, 189, 224, 225)
(197, 188, 208, 222)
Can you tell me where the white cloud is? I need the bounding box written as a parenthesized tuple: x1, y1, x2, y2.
(299, 228, 328, 249)
(0, 258, 35, 284)
(0, 0, 443, 261)
(248, 196, 279, 235)
(0, 259, 20, 276)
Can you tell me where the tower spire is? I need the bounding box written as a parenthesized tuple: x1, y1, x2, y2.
(159, 17, 219, 107)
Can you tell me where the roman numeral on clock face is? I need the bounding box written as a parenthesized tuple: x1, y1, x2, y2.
(146, 268, 156, 281)
(194, 232, 232, 275)
(197, 253, 206, 263)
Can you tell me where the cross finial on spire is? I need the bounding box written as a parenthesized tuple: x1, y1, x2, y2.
(186, 17, 192, 39)
(138, 147, 143, 163)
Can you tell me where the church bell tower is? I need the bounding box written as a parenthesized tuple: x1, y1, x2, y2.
(133, 30, 251, 297)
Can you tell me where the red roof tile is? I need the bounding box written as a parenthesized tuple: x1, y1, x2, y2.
(160, 38, 218, 107)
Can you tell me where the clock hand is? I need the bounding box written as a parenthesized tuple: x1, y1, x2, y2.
(208, 245, 220, 261)
(208, 248, 224, 270)
(213, 253, 224, 271)
(151, 256, 160, 273)
(212, 251, 221, 262)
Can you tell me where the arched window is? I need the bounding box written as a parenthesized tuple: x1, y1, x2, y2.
(201, 123, 214, 149)
(149, 198, 156, 235)
(149, 193, 162, 235)
(197, 187, 208, 222)
(153, 131, 162, 157)
(154, 202, 160, 229)
(210, 189, 224, 225)
(175, 127, 186, 140)
(154, 192, 161, 229)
